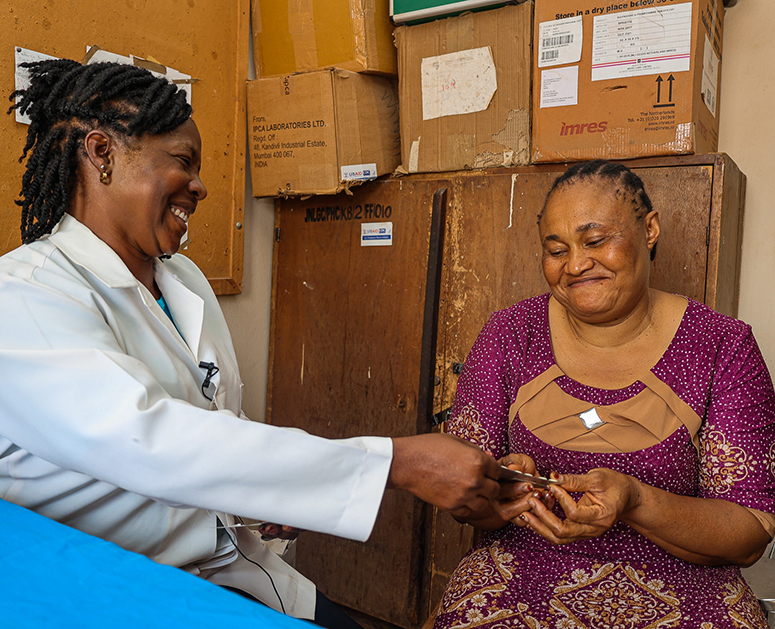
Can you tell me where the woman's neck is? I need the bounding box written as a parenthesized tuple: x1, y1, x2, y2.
(559, 291, 656, 352)
(548, 290, 687, 389)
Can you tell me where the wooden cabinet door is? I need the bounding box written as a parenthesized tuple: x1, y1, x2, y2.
(425, 154, 746, 619)
(268, 179, 447, 628)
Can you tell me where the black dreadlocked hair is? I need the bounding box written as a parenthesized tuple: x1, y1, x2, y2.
(538, 159, 657, 261)
(8, 59, 192, 244)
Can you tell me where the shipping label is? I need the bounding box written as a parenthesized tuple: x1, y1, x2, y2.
(591, 2, 693, 82)
(341, 163, 378, 181)
(540, 65, 579, 109)
(250, 116, 328, 171)
(538, 16, 583, 68)
(361, 222, 393, 247)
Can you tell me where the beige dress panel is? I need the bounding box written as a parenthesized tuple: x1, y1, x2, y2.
(508, 364, 775, 538)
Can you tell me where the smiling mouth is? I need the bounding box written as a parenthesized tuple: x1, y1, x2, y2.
(170, 205, 191, 224)
(568, 276, 606, 287)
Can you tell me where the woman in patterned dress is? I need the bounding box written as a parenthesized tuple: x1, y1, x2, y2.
(434, 160, 775, 629)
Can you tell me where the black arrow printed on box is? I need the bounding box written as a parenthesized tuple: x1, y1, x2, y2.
(654, 75, 676, 108)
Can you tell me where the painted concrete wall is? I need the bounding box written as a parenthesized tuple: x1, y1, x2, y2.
(717, 0, 775, 599)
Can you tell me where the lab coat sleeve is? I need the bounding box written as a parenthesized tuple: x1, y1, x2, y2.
(0, 259, 392, 543)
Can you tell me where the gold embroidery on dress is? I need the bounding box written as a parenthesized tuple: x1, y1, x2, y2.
(768, 441, 775, 481)
(549, 563, 681, 628)
(722, 578, 768, 628)
(699, 428, 756, 495)
(448, 402, 499, 457)
(440, 541, 543, 628)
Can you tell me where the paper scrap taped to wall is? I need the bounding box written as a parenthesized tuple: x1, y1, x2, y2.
(421, 47, 497, 121)
(13, 45, 195, 125)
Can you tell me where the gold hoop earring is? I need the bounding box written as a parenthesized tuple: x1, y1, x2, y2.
(99, 164, 110, 184)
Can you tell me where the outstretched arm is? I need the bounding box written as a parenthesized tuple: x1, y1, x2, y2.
(388, 433, 502, 519)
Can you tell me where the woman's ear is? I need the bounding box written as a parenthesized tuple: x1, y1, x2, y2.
(83, 129, 114, 181)
(644, 209, 660, 252)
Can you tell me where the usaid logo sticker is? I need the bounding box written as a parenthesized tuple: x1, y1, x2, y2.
(342, 163, 378, 181)
(361, 222, 393, 247)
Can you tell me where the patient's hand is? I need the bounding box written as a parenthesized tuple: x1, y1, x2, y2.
(492, 454, 555, 527)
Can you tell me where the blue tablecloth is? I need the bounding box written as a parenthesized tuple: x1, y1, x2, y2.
(0, 498, 313, 628)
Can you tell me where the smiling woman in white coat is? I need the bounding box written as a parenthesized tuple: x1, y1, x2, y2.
(0, 59, 501, 626)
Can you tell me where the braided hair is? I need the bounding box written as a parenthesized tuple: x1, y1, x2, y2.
(538, 160, 657, 260)
(8, 59, 192, 244)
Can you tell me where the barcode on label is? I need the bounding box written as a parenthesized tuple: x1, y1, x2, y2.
(541, 50, 560, 62)
(542, 35, 574, 48)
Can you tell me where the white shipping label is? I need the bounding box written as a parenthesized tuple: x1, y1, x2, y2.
(538, 16, 583, 68)
(540, 65, 579, 109)
(14, 48, 58, 125)
(341, 163, 378, 181)
(591, 3, 693, 82)
(361, 222, 393, 247)
(421, 47, 497, 121)
(701, 34, 719, 118)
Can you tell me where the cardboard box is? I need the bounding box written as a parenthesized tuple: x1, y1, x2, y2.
(252, 0, 397, 77)
(532, 0, 723, 163)
(391, 0, 510, 25)
(248, 69, 401, 197)
(395, 2, 533, 174)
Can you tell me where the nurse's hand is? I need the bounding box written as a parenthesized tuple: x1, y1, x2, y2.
(519, 468, 639, 544)
(389, 433, 500, 519)
(492, 454, 555, 527)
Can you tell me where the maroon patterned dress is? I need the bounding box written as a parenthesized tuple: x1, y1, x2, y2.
(436, 294, 775, 629)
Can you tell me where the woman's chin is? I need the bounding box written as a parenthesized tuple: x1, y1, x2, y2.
(565, 300, 617, 323)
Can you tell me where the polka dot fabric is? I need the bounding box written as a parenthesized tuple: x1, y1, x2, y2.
(439, 294, 775, 629)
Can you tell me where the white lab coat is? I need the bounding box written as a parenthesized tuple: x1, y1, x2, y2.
(0, 214, 393, 619)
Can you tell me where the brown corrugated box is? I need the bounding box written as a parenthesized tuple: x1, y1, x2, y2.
(252, 0, 397, 77)
(532, 0, 723, 163)
(247, 69, 401, 197)
(395, 2, 533, 174)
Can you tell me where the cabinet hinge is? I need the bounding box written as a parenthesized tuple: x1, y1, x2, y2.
(275, 227, 281, 242)
(706, 226, 710, 248)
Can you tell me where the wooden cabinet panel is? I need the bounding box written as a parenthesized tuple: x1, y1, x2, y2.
(269, 180, 445, 627)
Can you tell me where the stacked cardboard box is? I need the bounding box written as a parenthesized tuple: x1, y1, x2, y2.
(252, 0, 397, 77)
(250, 0, 400, 197)
(532, 0, 724, 162)
(395, 2, 533, 174)
(247, 69, 400, 197)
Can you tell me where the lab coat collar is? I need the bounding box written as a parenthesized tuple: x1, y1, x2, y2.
(49, 214, 206, 358)
(48, 214, 141, 289)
